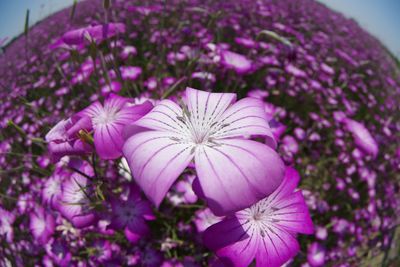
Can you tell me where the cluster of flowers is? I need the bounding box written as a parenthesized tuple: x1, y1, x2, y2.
(0, 0, 399, 266)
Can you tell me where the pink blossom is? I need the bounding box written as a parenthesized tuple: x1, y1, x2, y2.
(203, 167, 314, 267)
(123, 87, 284, 215)
(79, 94, 153, 159)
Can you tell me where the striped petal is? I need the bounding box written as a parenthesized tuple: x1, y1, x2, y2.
(185, 87, 236, 130)
(271, 192, 314, 234)
(212, 97, 276, 147)
(203, 217, 258, 267)
(123, 131, 195, 206)
(194, 139, 285, 216)
(255, 224, 300, 267)
(134, 99, 188, 135)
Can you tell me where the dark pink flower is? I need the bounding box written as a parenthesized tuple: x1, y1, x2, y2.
(109, 185, 155, 244)
(203, 167, 314, 267)
(79, 95, 153, 159)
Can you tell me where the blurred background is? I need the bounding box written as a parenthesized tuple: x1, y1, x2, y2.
(1, 0, 399, 58)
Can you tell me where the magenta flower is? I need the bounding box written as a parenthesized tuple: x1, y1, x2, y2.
(220, 50, 253, 74)
(123, 87, 284, 215)
(57, 162, 97, 228)
(343, 118, 379, 158)
(42, 169, 65, 208)
(62, 22, 126, 46)
(0, 207, 15, 242)
(120, 66, 142, 81)
(45, 115, 93, 162)
(79, 95, 153, 159)
(29, 206, 55, 245)
(45, 239, 72, 267)
(101, 81, 122, 97)
(109, 185, 155, 244)
(203, 167, 314, 267)
(307, 242, 326, 267)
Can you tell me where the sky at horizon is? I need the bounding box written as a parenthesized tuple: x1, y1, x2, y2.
(0, 0, 399, 58)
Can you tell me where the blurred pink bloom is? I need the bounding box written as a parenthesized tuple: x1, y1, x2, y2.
(343, 118, 378, 158)
(62, 22, 126, 46)
(220, 50, 253, 74)
(29, 206, 55, 245)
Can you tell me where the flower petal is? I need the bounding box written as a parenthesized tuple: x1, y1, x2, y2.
(94, 123, 125, 159)
(203, 217, 258, 267)
(123, 131, 195, 206)
(255, 224, 300, 267)
(212, 97, 275, 147)
(195, 139, 285, 215)
(185, 87, 236, 129)
(79, 101, 104, 118)
(134, 99, 187, 134)
(271, 191, 314, 234)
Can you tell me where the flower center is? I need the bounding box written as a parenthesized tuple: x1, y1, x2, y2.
(93, 106, 120, 126)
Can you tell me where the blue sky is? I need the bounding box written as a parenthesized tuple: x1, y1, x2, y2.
(0, 0, 399, 57)
(317, 0, 400, 57)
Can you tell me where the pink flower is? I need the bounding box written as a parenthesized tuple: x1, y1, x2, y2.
(42, 169, 65, 208)
(123, 87, 284, 215)
(0, 207, 15, 242)
(220, 50, 253, 74)
(79, 94, 153, 159)
(343, 118, 378, 158)
(62, 23, 126, 46)
(120, 45, 137, 60)
(101, 81, 122, 96)
(307, 242, 326, 267)
(203, 167, 314, 267)
(45, 115, 93, 162)
(120, 66, 142, 81)
(56, 161, 97, 228)
(29, 206, 55, 245)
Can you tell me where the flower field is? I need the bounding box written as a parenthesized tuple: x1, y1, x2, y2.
(0, 0, 399, 266)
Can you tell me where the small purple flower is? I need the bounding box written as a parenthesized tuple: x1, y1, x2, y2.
(29, 206, 55, 245)
(109, 185, 155, 244)
(203, 167, 314, 267)
(120, 66, 142, 81)
(45, 238, 72, 267)
(220, 50, 252, 74)
(307, 242, 325, 267)
(42, 169, 65, 208)
(56, 161, 97, 228)
(120, 45, 137, 60)
(101, 81, 122, 97)
(343, 118, 378, 158)
(0, 207, 15, 242)
(90, 240, 113, 263)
